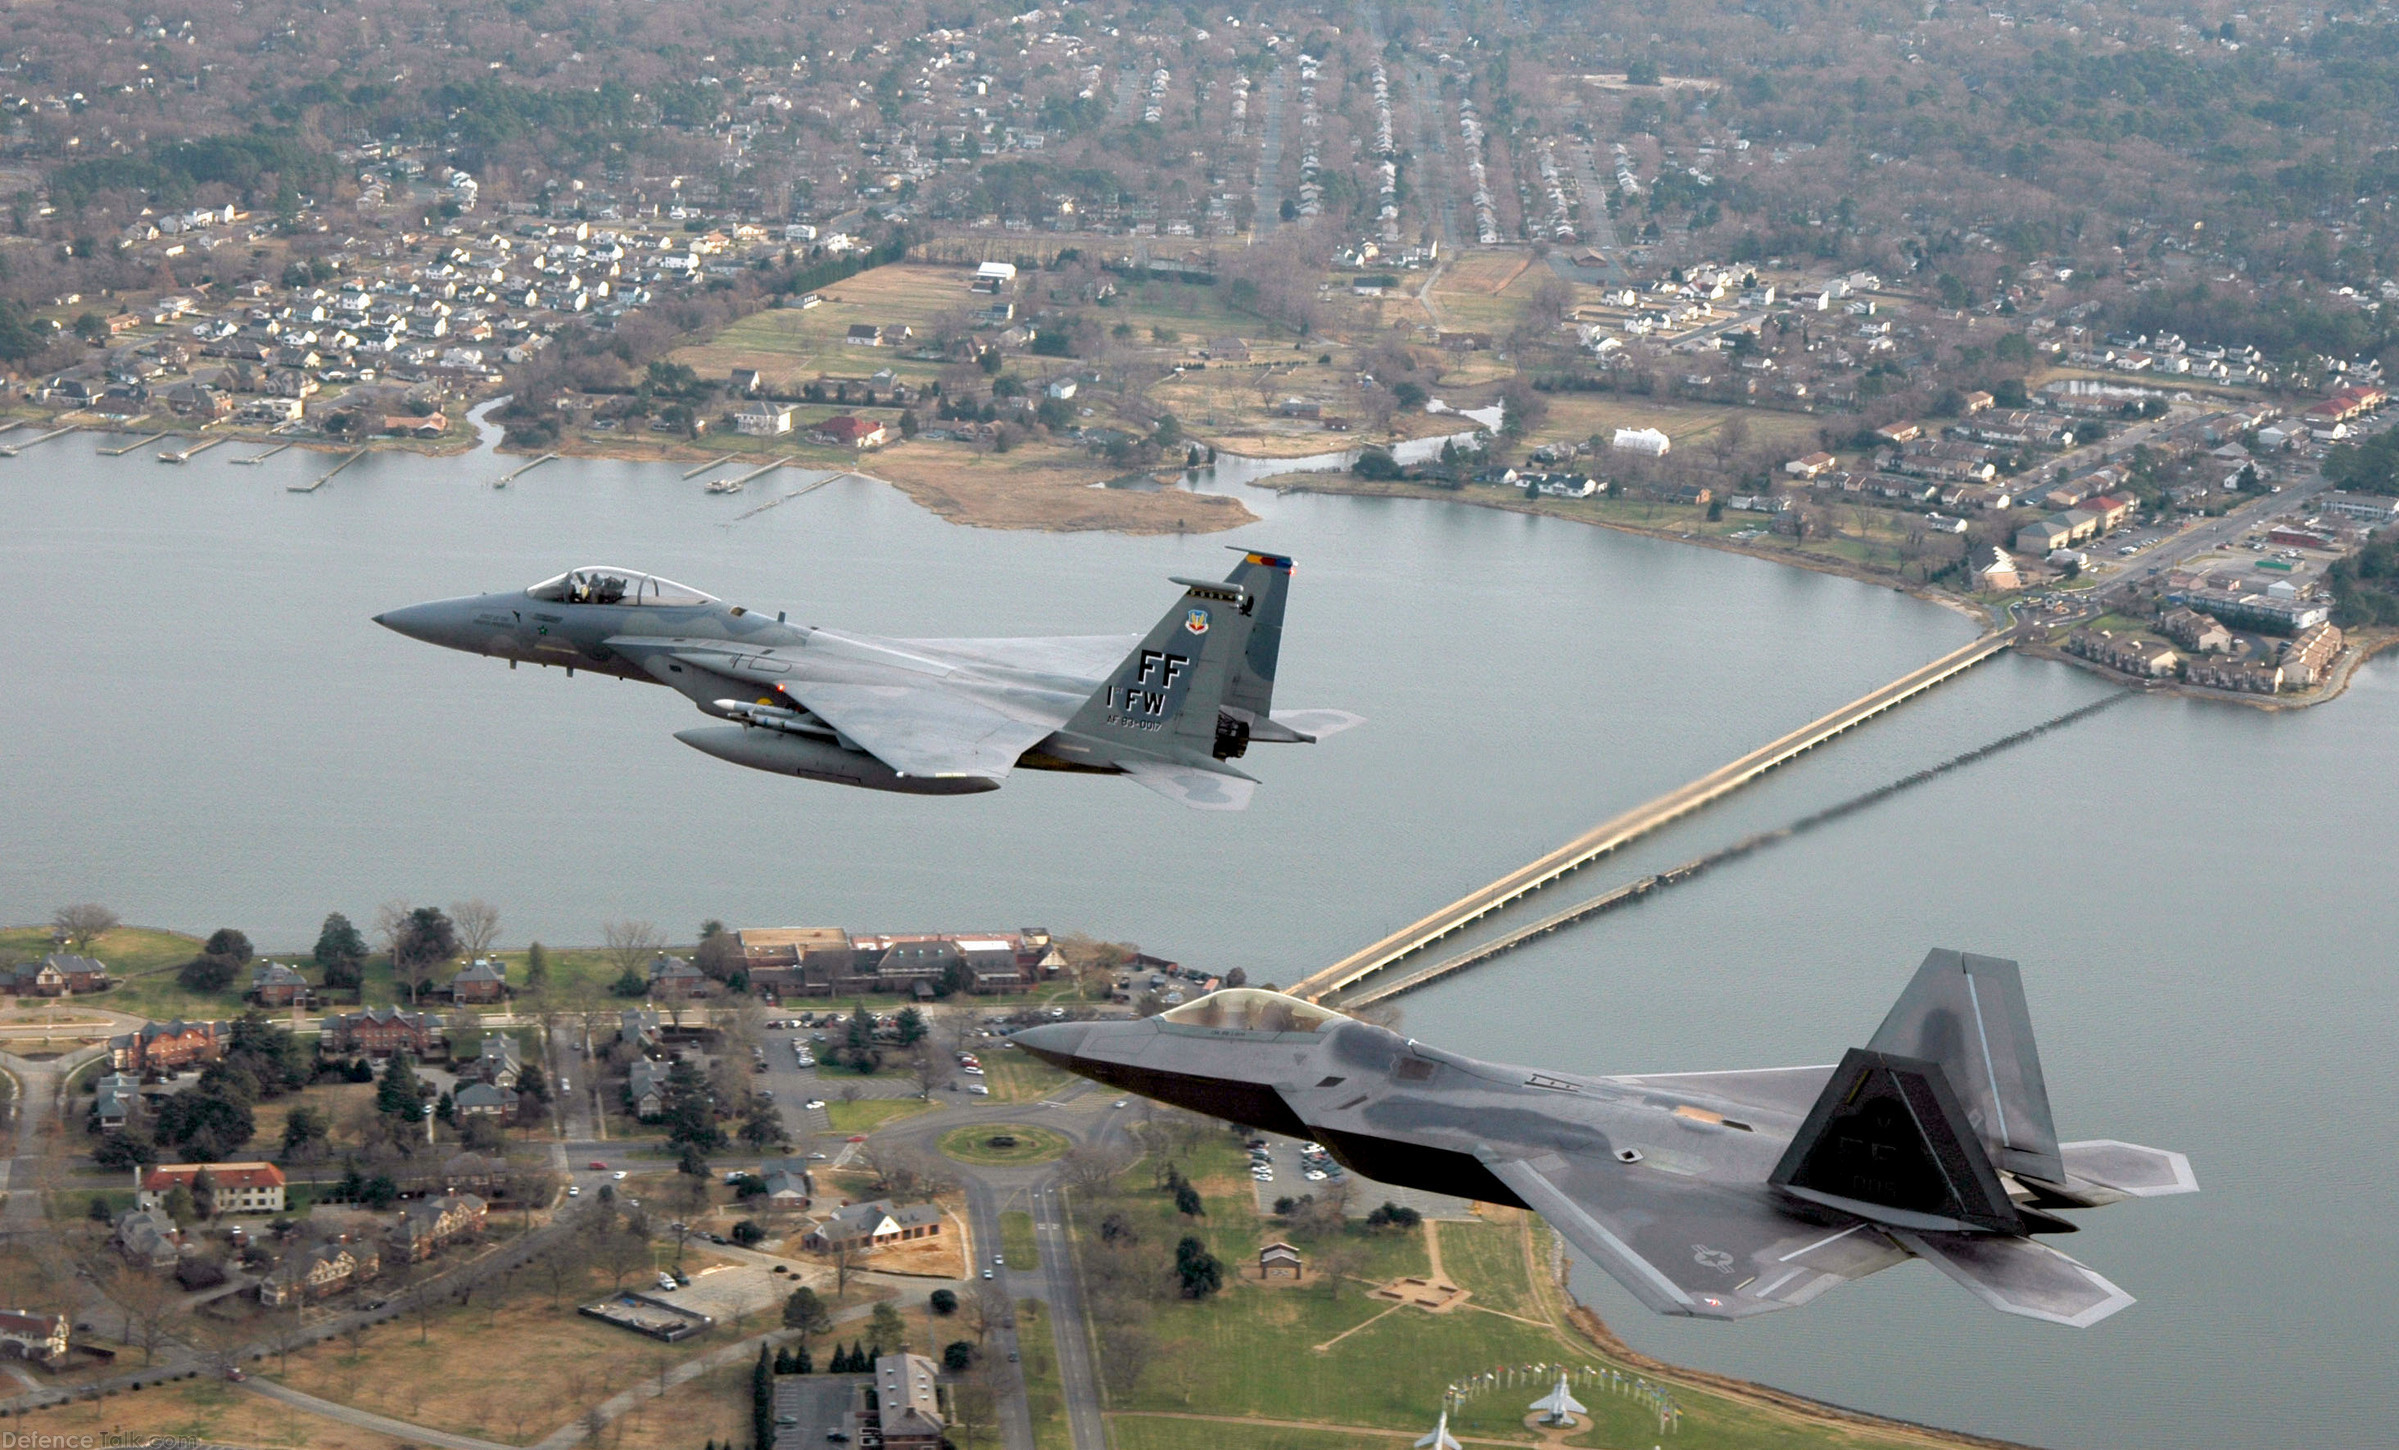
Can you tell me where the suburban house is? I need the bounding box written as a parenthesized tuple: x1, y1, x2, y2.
(9, 953, 110, 996)
(454, 1082, 521, 1121)
(2160, 608, 2235, 655)
(258, 1240, 382, 1306)
(393, 1193, 488, 1261)
(109, 1019, 226, 1074)
(810, 414, 888, 450)
(735, 401, 796, 436)
(249, 961, 310, 1007)
(115, 1207, 181, 1268)
(755, 1158, 816, 1206)
(872, 1353, 946, 1450)
(92, 1071, 142, 1131)
(628, 1059, 672, 1119)
(804, 1199, 944, 1255)
(1259, 1242, 1304, 1281)
(618, 1009, 662, 1050)
(450, 958, 507, 1004)
(648, 953, 713, 999)
(323, 1007, 442, 1058)
(844, 324, 885, 346)
(469, 1034, 522, 1087)
(1783, 452, 1836, 479)
(0, 1311, 70, 1366)
(1966, 545, 2021, 593)
(138, 1162, 287, 1214)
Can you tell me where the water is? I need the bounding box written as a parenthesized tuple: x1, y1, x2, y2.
(3, 429, 2394, 1448)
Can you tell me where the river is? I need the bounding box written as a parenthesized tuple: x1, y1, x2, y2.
(1, 424, 2392, 1447)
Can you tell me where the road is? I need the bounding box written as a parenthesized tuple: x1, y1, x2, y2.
(1250, 65, 1287, 240)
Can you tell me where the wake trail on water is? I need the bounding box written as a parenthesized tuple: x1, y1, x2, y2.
(1343, 690, 2136, 1008)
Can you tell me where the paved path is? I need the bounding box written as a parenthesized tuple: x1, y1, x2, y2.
(245, 1376, 517, 1450)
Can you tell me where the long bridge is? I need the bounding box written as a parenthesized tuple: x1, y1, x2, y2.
(1291, 629, 2016, 1004)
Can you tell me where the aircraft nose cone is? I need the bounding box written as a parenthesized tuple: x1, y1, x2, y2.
(1012, 1022, 1091, 1069)
(374, 600, 462, 647)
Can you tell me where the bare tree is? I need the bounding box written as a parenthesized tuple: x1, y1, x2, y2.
(830, 1240, 860, 1299)
(908, 1042, 945, 1099)
(601, 920, 665, 979)
(110, 1266, 177, 1366)
(450, 899, 502, 958)
(52, 903, 119, 952)
(1061, 1143, 1129, 1192)
(374, 900, 412, 966)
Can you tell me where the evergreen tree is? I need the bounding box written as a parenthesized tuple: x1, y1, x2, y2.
(312, 912, 368, 989)
(751, 1342, 775, 1450)
(524, 941, 550, 990)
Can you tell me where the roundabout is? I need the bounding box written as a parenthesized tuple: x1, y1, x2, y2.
(938, 1122, 1071, 1166)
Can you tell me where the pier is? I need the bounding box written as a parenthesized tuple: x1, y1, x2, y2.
(491, 451, 557, 487)
(1291, 630, 2016, 1004)
(158, 436, 226, 463)
(681, 454, 739, 479)
(228, 442, 293, 465)
(287, 448, 366, 493)
(96, 431, 168, 457)
(712, 456, 792, 492)
(0, 426, 77, 457)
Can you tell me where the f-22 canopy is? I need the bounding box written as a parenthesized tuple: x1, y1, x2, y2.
(375, 551, 1359, 810)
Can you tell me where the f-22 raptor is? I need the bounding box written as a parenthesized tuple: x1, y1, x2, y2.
(375, 551, 1356, 810)
(1017, 950, 2197, 1327)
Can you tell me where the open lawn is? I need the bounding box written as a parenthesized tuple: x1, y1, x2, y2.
(1076, 1141, 1954, 1450)
(942, 1124, 1069, 1168)
(978, 1051, 1072, 1104)
(999, 1210, 1040, 1269)
(864, 438, 1255, 535)
(611, 1358, 754, 1450)
(1016, 1296, 1072, 1450)
(670, 263, 979, 388)
(267, 1253, 742, 1446)
(825, 1097, 939, 1133)
(1530, 393, 1827, 455)
(6, 1376, 404, 1450)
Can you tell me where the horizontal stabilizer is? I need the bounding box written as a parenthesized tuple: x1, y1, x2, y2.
(1413, 1423, 1459, 1450)
(1266, 708, 1366, 741)
(2057, 1140, 2200, 1202)
(1121, 759, 1256, 812)
(1891, 1230, 2137, 1328)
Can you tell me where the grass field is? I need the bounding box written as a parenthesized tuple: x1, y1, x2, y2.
(824, 1097, 938, 1133)
(1000, 1210, 1040, 1269)
(979, 1051, 1072, 1104)
(941, 1124, 1070, 1168)
(1530, 392, 1828, 454)
(4, 1375, 400, 1450)
(1016, 1296, 1072, 1450)
(1073, 1135, 1949, 1450)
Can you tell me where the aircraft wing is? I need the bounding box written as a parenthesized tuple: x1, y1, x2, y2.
(1480, 1150, 1906, 1320)
(780, 679, 1056, 784)
(894, 633, 1141, 684)
(1119, 758, 1257, 812)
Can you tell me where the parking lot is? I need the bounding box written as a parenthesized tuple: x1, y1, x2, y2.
(1244, 1134, 1481, 1220)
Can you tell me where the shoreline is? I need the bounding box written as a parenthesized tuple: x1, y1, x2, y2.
(1267, 473, 1993, 627)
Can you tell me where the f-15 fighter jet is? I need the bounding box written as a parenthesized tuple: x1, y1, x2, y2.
(375, 550, 1356, 810)
(1015, 950, 2197, 1326)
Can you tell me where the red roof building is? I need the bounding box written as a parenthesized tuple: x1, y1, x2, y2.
(138, 1161, 287, 1215)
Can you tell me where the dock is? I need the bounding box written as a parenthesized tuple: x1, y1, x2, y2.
(0, 426, 77, 457)
(228, 442, 293, 465)
(287, 448, 366, 493)
(681, 454, 739, 479)
(1291, 630, 2017, 1004)
(97, 431, 169, 457)
(730, 470, 844, 521)
(492, 451, 557, 487)
(158, 436, 226, 463)
(710, 458, 786, 492)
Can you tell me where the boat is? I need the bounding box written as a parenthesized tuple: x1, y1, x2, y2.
(705, 478, 744, 494)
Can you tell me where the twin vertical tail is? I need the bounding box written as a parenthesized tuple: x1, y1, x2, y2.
(1769, 950, 2197, 1327)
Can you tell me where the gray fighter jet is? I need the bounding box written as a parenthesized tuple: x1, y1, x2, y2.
(374, 550, 1356, 810)
(1015, 950, 2196, 1326)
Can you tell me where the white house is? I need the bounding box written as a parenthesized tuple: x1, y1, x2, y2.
(735, 401, 796, 436)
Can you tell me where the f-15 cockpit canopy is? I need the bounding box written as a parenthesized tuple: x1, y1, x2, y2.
(525, 568, 717, 608)
(1159, 988, 1345, 1035)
